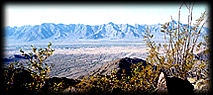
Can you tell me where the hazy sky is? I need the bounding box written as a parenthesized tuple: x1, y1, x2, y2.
(5, 3, 208, 27)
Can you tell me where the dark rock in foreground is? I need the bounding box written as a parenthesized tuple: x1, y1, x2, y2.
(157, 72, 194, 95)
(2, 68, 34, 95)
(1, 67, 81, 95)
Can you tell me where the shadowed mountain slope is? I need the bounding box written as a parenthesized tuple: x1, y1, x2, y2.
(85, 57, 152, 79)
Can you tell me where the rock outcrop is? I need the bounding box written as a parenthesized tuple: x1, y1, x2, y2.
(2, 68, 34, 94)
(86, 57, 150, 79)
(157, 72, 194, 95)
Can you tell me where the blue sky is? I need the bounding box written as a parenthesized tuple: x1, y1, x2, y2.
(5, 3, 208, 27)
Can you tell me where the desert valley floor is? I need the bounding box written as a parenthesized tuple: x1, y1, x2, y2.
(4, 42, 151, 79)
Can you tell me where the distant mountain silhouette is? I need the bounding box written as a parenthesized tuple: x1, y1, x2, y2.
(5, 21, 208, 43)
(3, 54, 36, 64)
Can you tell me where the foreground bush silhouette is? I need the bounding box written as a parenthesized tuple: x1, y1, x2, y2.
(143, 3, 209, 94)
(144, 2, 209, 80)
(2, 42, 56, 94)
(2, 68, 34, 94)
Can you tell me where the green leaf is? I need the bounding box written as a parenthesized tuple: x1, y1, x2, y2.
(48, 42, 52, 48)
(150, 35, 154, 38)
(32, 47, 37, 53)
(20, 48, 24, 53)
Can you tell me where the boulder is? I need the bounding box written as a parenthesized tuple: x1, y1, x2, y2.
(2, 68, 34, 94)
(157, 72, 194, 95)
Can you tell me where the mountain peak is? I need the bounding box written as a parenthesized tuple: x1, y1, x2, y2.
(108, 22, 114, 25)
(5, 22, 207, 43)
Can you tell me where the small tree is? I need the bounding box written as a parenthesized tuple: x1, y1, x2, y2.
(5, 42, 55, 92)
(144, 2, 209, 80)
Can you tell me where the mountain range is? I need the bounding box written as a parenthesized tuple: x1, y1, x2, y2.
(5, 21, 208, 44)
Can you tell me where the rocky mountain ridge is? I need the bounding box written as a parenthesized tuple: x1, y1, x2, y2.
(5, 21, 208, 44)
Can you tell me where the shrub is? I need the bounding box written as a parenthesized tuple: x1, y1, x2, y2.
(3, 42, 55, 92)
(143, 3, 209, 80)
(76, 62, 159, 94)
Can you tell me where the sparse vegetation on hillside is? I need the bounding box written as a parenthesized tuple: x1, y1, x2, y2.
(76, 62, 158, 94)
